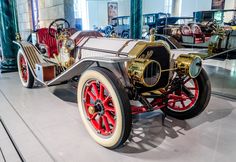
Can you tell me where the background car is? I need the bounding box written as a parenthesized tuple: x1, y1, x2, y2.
(143, 12, 171, 29)
(111, 16, 130, 38)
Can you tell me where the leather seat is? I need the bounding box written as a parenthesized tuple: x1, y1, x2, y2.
(37, 28, 58, 58)
(191, 24, 205, 43)
(181, 25, 193, 36)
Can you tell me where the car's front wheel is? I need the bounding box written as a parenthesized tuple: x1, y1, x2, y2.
(77, 67, 132, 149)
(162, 69, 211, 119)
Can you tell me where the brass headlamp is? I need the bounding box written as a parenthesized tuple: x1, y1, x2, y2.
(127, 58, 161, 87)
(176, 54, 202, 78)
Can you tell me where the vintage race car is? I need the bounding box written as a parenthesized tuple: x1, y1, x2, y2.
(152, 20, 236, 59)
(14, 18, 211, 149)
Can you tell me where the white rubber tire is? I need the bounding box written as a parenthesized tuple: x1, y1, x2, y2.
(77, 67, 131, 149)
(17, 50, 34, 88)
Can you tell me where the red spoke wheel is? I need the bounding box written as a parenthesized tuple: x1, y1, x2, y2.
(77, 67, 131, 149)
(167, 77, 199, 112)
(162, 69, 211, 119)
(17, 50, 34, 88)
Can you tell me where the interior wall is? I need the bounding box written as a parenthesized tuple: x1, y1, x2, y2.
(87, 0, 166, 29)
(16, 0, 75, 40)
(180, 0, 236, 17)
(224, 0, 236, 22)
(225, 0, 236, 9)
(142, 0, 165, 14)
(181, 0, 212, 17)
(38, 0, 65, 28)
(87, 0, 130, 29)
(16, 0, 32, 40)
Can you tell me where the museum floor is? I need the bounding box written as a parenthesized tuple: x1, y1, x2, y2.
(0, 72, 236, 162)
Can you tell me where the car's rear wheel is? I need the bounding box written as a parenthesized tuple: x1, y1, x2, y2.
(162, 69, 211, 119)
(77, 67, 132, 149)
(17, 51, 34, 88)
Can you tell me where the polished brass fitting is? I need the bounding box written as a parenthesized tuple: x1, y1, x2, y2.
(127, 58, 161, 87)
(88, 106, 96, 115)
(176, 54, 202, 78)
(150, 28, 156, 42)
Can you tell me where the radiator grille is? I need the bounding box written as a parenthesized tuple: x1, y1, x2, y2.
(138, 46, 170, 92)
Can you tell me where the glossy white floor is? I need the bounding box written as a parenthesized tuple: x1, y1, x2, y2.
(0, 72, 236, 162)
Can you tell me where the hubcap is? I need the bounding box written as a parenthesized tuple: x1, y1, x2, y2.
(83, 80, 116, 136)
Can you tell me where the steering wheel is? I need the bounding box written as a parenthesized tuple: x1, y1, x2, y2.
(48, 18, 70, 38)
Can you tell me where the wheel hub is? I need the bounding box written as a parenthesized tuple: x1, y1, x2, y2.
(95, 100, 105, 115)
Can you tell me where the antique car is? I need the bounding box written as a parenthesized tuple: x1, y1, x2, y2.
(143, 12, 171, 29)
(14, 18, 211, 149)
(150, 17, 236, 59)
(166, 9, 236, 48)
(111, 16, 130, 38)
(111, 13, 170, 39)
(194, 9, 236, 25)
(94, 25, 114, 37)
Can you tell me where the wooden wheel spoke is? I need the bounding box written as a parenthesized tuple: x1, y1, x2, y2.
(91, 113, 98, 120)
(103, 95, 111, 104)
(98, 117, 103, 130)
(91, 83, 99, 98)
(99, 84, 104, 100)
(104, 112, 115, 126)
(102, 116, 111, 132)
(87, 91, 96, 101)
(104, 105, 115, 112)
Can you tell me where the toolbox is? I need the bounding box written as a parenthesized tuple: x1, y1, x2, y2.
(35, 63, 56, 82)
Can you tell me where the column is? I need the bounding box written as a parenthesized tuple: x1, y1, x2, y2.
(130, 0, 142, 39)
(0, 0, 19, 71)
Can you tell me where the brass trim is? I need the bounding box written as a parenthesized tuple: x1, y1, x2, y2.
(127, 58, 162, 87)
(88, 106, 96, 115)
(176, 54, 202, 78)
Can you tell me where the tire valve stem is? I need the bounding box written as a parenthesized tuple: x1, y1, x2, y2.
(97, 130, 101, 134)
(114, 116, 117, 120)
(82, 98, 86, 103)
(87, 118, 91, 121)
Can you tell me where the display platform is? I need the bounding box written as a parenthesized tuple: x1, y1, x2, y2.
(0, 72, 236, 162)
